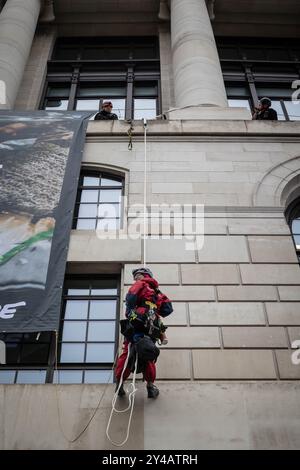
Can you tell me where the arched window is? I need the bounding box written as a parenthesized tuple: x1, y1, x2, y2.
(286, 197, 300, 262)
(73, 170, 124, 230)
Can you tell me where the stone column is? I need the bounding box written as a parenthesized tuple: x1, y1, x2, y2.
(170, 0, 227, 108)
(0, 0, 42, 109)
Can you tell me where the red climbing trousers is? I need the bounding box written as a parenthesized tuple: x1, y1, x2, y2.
(115, 339, 156, 383)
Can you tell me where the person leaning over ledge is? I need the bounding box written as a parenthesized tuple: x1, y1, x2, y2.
(252, 97, 278, 121)
(94, 101, 118, 120)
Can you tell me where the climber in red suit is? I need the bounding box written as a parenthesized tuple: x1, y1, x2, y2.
(115, 267, 173, 398)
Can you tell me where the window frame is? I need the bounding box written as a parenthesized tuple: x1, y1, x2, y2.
(0, 274, 121, 384)
(217, 38, 300, 120)
(73, 169, 125, 231)
(285, 197, 300, 264)
(50, 274, 120, 384)
(40, 37, 161, 120)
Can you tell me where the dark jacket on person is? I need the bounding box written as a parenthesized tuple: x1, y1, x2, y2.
(94, 110, 118, 120)
(253, 108, 278, 121)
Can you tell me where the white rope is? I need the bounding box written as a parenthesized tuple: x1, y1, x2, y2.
(106, 343, 138, 447)
(55, 116, 148, 446)
(105, 116, 148, 446)
(143, 118, 147, 267)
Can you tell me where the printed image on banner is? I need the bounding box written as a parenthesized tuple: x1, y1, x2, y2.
(0, 111, 90, 332)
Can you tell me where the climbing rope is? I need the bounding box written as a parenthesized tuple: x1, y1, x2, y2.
(106, 343, 138, 447)
(53, 117, 150, 447)
(105, 118, 148, 446)
(143, 118, 148, 267)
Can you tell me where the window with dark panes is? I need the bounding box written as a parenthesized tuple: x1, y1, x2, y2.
(0, 331, 51, 384)
(73, 170, 124, 230)
(217, 38, 300, 120)
(0, 276, 120, 384)
(286, 198, 300, 263)
(41, 37, 161, 120)
(44, 84, 70, 111)
(292, 218, 300, 255)
(134, 81, 159, 119)
(76, 83, 126, 119)
(55, 276, 119, 384)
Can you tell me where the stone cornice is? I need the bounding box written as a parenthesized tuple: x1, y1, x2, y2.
(86, 120, 300, 139)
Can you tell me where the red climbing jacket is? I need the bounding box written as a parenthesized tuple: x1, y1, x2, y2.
(115, 275, 173, 383)
(125, 275, 173, 318)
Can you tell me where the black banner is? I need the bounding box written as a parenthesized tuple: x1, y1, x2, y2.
(0, 450, 293, 465)
(0, 111, 91, 332)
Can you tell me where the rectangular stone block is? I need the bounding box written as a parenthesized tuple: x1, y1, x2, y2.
(163, 286, 215, 301)
(136, 150, 206, 163)
(248, 236, 298, 263)
(287, 327, 300, 345)
(266, 303, 300, 325)
(124, 264, 179, 285)
(189, 302, 265, 325)
(161, 327, 220, 348)
(156, 350, 191, 379)
(181, 264, 239, 285)
(164, 303, 188, 326)
(240, 265, 300, 285)
(192, 350, 276, 379)
(129, 171, 209, 183)
(222, 327, 287, 348)
(217, 285, 277, 301)
(68, 232, 141, 263)
(152, 183, 193, 193)
(151, 161, 234, 172)
(127, 217, 175, 236)
(203, 219, 228, 234)
(146, 239, 196, 262)
(228, 219, 290, 235)
(275, 350, 300, 379)
(146, 193, 239, 206)
(208, 172, 251, 183)
(206, 151, 272, 162)
(193, 182, 255, 195)
(278, 286, 300, 301)
(198, 236, 249, 262)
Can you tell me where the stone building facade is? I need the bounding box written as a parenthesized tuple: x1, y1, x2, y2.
(1, 0, 300, 450)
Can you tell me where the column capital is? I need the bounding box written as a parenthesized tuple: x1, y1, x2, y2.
(40, 0, 55, 23)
